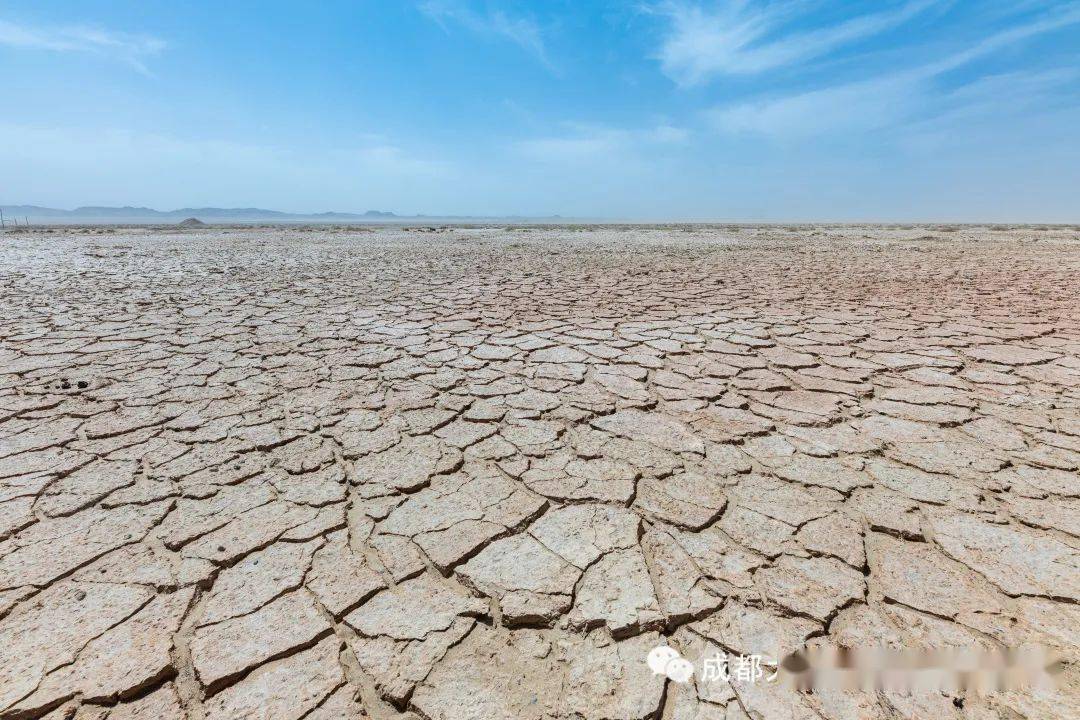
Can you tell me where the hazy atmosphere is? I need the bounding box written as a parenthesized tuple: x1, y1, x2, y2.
(3, 0, 1079, 221)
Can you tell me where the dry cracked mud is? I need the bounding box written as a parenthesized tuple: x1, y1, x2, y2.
(0, 223, 1078, 720)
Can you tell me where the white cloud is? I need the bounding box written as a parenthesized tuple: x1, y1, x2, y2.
(418, 1, 553, 70)
(707, 6, 1080, 137)
(0, 123, 455, 210)
(651, 0, 938, 85)
(0, 19, 165, 73)
(352, 143, 453, 179)
(518, 133, 623, 159)
(899, 67, 1080, 149)
(709, 75, 919, 136)
(516, 122, 690, 161)
(648, 124, 691, 143)
(920, 3, 1080, 75)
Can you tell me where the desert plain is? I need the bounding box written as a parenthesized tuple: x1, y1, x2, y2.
(1, 223, 1078, 720)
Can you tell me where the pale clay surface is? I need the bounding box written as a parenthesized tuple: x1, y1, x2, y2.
(0, 223, 1078, 719)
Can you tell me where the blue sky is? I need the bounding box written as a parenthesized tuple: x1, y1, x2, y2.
(2, 1, 1078, 220)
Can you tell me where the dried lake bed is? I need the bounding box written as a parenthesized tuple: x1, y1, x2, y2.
(1, 224, 1078, 719)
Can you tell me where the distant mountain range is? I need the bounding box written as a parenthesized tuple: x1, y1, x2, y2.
(1, 205, 399, 221)
(0, 205, 564, 223)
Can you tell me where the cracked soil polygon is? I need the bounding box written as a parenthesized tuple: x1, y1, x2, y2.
(0, 223, 1077, 718)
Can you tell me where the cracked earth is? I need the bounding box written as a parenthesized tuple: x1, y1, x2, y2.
(1, 224, 1078, 720)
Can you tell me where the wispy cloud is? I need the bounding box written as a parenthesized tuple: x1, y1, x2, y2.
(1, 122, 455, 210)
(352, 142, 453, 179)
(901, 67, 1079, 144)
(651, 0, 938, 85)
(707, 5, 1080, 137)
(418, 1, 554, 70)
(516, 122, 690, 161)
(0, 19, 165, 73)
(709, 74, 918, 136)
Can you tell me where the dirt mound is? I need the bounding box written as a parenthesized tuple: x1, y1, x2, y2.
(178, 217, 206, 227)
